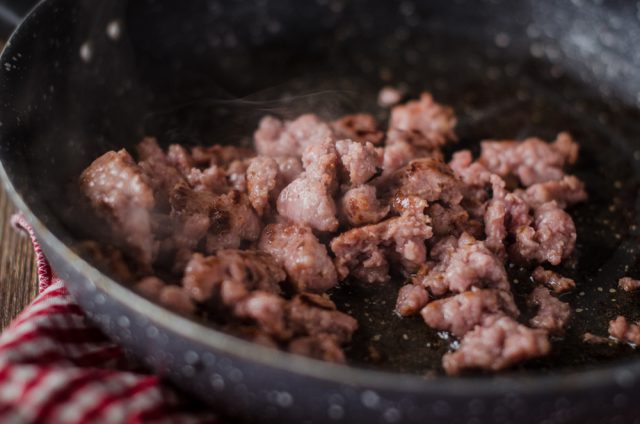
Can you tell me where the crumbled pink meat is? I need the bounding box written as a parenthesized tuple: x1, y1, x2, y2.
(427, 203, 471, 238)
(413, 233, 509, 296)
(186, 165, 229, 193)
(287, 293, 358, 343)
(619, 277, 640, 292)
(339, 185, 389, 227)
(204, 191, 262, 252)
(449, 150, 492, 187)
(77, 241, 134, 283)
(523, 175, 587, 208)
(484, 175, 578, 265)
(395, 284, 429, 316)
(483, 192, 508, 254)
(608, 316, 640, 345)
(442, 316, 550, 375)
(386, 158, 464, 207)
(288, 334, 346, 363)
(80, 150, 157, 265)
(331, 210, 432, 283)
(136, 276, 195, 315)
(246, 156, 280, 216)
(528, 287, 571, 334)
(182, 251, 285, 303)
(166, 144, 194, 176)
(381, 134, 443, 176)
(389, 93, 457, 148)
(421, 289, 518, 337)
(274, 156, 303, 183)
(259, 222, 338, 293)
(234, 291, 290, 339)
(532, 267, 576, 294)
(191, 144, 254, 167)
(277, 140, 339, 231)
(277, 178, 338, 232)
(479, 133, 579, 186)
(226, 160, 248, 192)
(169, 183, 262, 252)
(301, 139, 339, 191)
(80, 93, 591, 371)
(512, 201, 576, 265)
(254, 114, 334, 157)
(335, 139, 382, 185)
(331, 114, 384, 145)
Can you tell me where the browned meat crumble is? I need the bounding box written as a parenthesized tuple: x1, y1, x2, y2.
(78, 90, 588, 373)
(618, 277, 640, 292)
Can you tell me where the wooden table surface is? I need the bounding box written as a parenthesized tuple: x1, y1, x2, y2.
(0, 185, 37, 330)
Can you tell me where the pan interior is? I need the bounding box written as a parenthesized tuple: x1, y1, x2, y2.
(1, 0, 640, 376)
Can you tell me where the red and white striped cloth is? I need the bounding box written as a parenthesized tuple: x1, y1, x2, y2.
(0, 214, 219, 423)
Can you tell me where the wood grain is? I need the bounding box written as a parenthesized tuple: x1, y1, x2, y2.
(0, 186, 37, 330)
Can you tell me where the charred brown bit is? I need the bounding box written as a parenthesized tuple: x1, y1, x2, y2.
(618, 277, 640, 292)
(582, 332, 613, 345)
(532, 266, 576, 294)
(332, 114, 384, 145)
(608, 316, 640, 345)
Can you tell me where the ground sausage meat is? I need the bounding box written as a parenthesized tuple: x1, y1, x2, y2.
(479, 133, 579, 187)
(332, 113, 384, 145)
(412, 233, 509, 296)
(608, 316, 640, 345)
(389, 92, 457, 149)
(80, 150, 157, 266)
(532, 267, 576, 294)
(254, 114, 334, 157)
(443, 316, 551, 375)
(331, 210, 432, 283)
(339, 185, 389, 227)
(259, 222, 338, 293)
(79, 90, 589, 372)
(395, 284, 430, 317)
(618, 277, 640, 292)
(528, 287, 571, 334)
(421, 289, 518, 337)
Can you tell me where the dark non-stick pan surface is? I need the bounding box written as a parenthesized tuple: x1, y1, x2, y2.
(3, 0, 640, 422)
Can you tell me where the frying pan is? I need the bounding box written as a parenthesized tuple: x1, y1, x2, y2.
(2, 0, 640, 422)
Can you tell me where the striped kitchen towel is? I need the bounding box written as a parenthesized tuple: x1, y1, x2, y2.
(0, 214, 218, 423)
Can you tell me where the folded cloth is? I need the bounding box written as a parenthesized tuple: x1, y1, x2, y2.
(0, 214, 218, 424)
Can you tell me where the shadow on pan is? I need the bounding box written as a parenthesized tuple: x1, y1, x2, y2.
(2, 0, 640, 422)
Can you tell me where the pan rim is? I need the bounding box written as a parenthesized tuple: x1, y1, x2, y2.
(0, 0, 639, 399)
